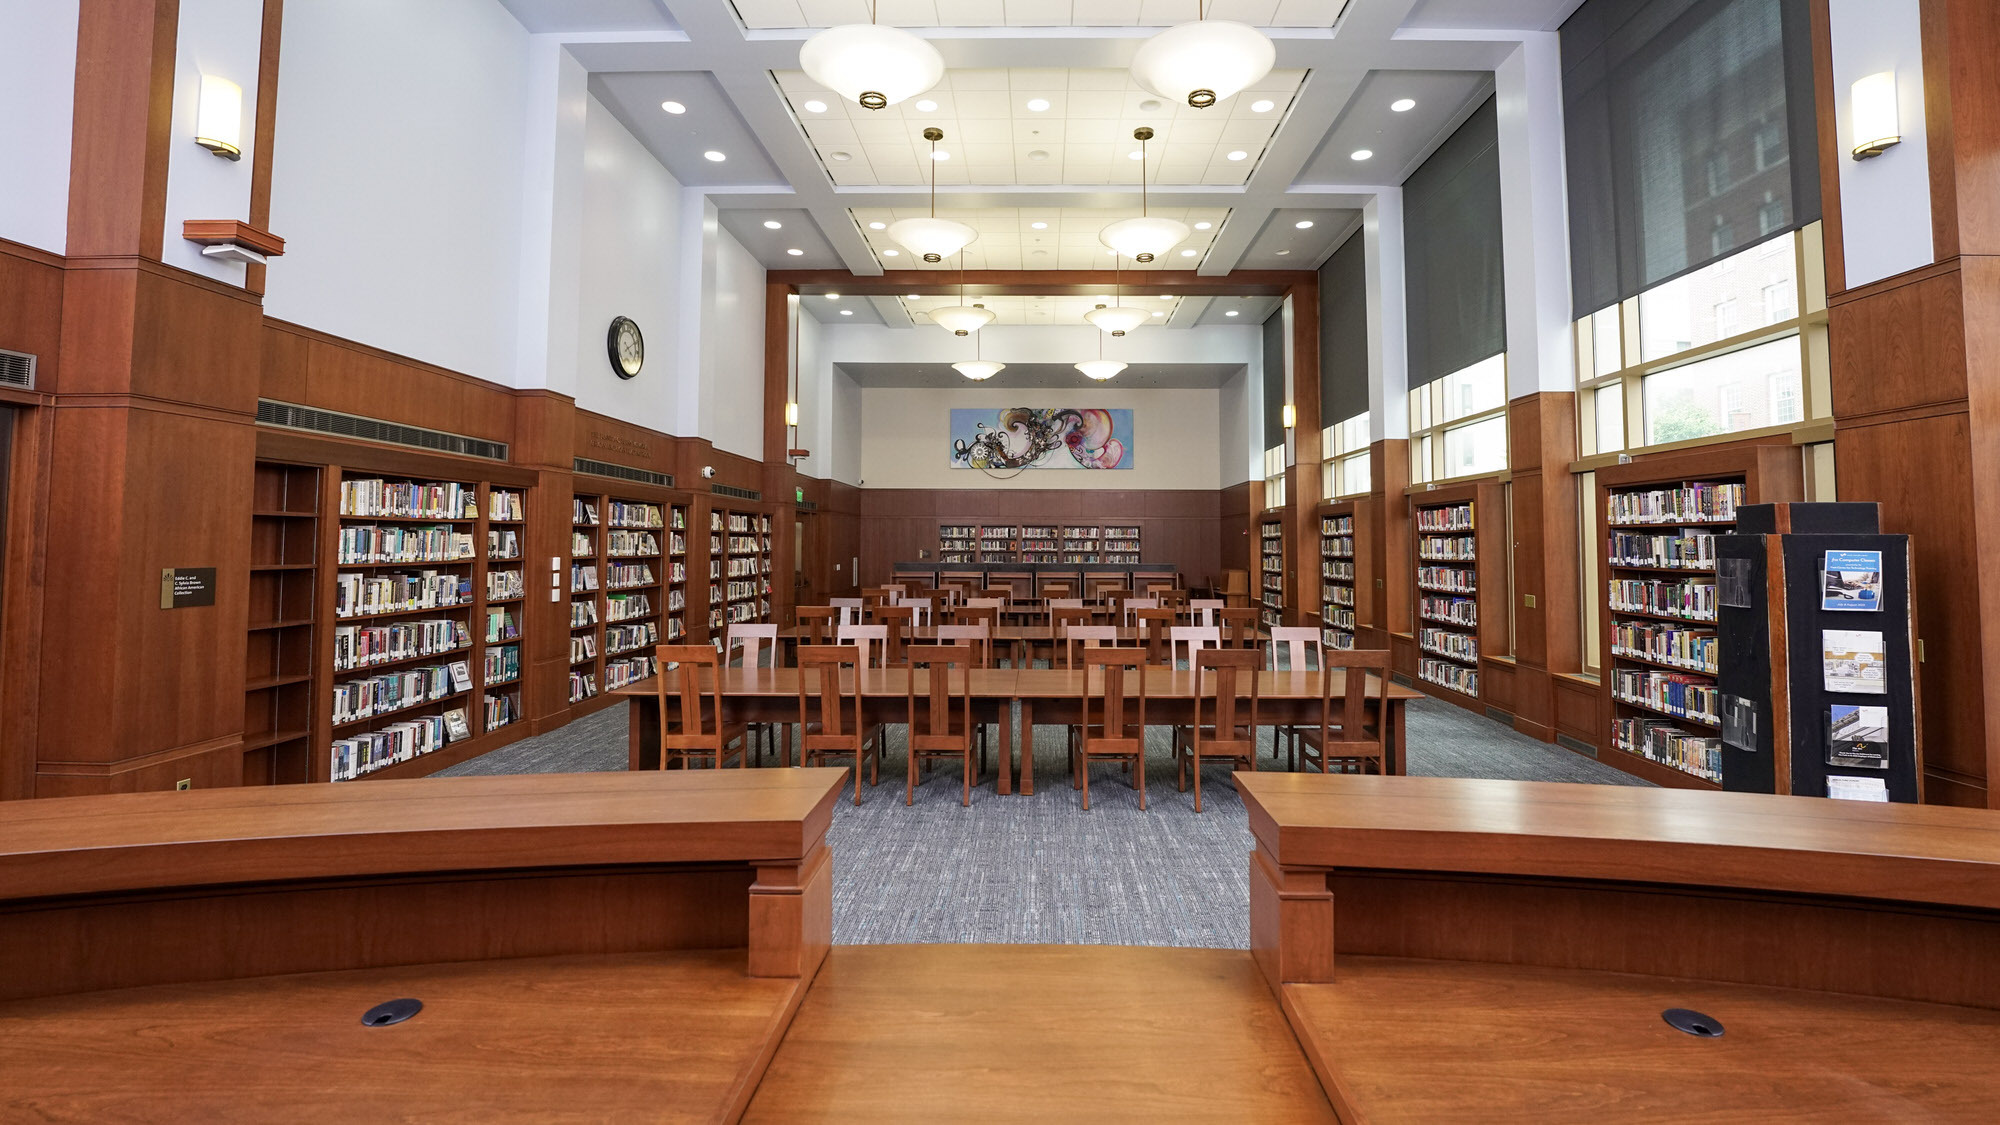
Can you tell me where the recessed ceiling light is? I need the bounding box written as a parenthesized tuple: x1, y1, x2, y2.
(661, 100, 686, 114)
(804, 99, 828, 113)
(703, 150, 726, 162)
(1351, 149, 1374, 161)
(914, 98, 938, 111)
(1225, 309, 1239, 316)
(1251, 99, 1274, 113)
(763, 220, 782, 229)
(1158, 294, 1172, 299)
(1128, 150, 1145, 160)
(1227, 150, 1248, 161)
(1026, 98, 1050, 112)
(1140, 98, 1164, 111)
(1295, 220, 1314, 229)
(1390, 98, 1416, 113)
(1180, 249, 1197, 257)
(1276, 250, 1291, 255)
(930, 150, 950, 161)
(787, 248, 803, 256)
(826, 293, 840, 300)
(868, 222, 886, 231)
(830, 151, 852, 162)
(1030, 221, 1048, 229)
(1028, 149, 1049, 162)
(883, 249, 899, 256)
(907, 294, 920, 300)
(840, 309, 853, 315)
(1152, 310, 1165, 317)
(1194, 221, 1212, 230)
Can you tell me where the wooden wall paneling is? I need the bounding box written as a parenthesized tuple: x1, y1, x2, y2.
(1954, 253, 2000, 805)
(513, 391, 575, 734)
(1506, 393, 1581, 743)
(0, 406, 51, 801)
(1917, 0, 1958, 262)
(1286, 278, 1323, 631)
(1935, 0, 2000, 256)
(1551, 673, 1601, 745)
(243, 0, 284, 296)
(1827, 268, 1969, 420)
(1808, 0, 1848, 295)
(0, 244, 66, 388)
(65, 0, 179, 260)
(1371, 440, 1411, 642)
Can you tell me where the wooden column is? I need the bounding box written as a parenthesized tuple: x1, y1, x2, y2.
(1505, 392, 1581, 742)
(513, 390, 577, 734)
(1364, 439, 1411, 649)
(1285, 279, 1323, 624)
(1816, 0, 2000, 806)
(763, 281, 798, 626)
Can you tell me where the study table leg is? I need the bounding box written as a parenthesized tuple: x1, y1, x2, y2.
(996, 701, 1014, 796)
(1019, 702, 1035, 795)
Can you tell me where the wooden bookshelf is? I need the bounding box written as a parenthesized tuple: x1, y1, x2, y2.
(1318, 502, 1358, 650)
(1018, 524, 1060, 564)
(978, 524, 1015, 564)
(1101, 524, 1142, 565)
(1592, 444, 1803, 789)
(712, 507, 773, 638)
(1062, 524, 1103, 565)
(244, 462, 320, 785)
(1258, 516, 1285, 631)
(1401, 480, 1509, 712)
(940, 522, 1140, 565)
(600, 496, 670, 694)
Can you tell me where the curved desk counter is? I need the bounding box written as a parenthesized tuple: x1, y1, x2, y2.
(1238, 773, 2000, 1122)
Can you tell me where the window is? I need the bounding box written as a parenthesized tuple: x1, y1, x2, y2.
(1576, 225, 1825, 456)
(1410, 355, 1507, 484)
(1754, 120, 1784, 171)
(1758, 193, 1787, 237)
(1705, 151, 1730, 198)
(1320, 412, 1372, 498)
(1263, 444, 1286, 509)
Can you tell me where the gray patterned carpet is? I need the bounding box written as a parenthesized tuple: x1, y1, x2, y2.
(440, 692, 1647, 949)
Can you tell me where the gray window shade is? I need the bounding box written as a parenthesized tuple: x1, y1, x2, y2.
(1404, 97, 1505, 391)
(1261, 309, 1287, 451)
(1318, 231, 1369, 426)
(1562, 0, 1822, 315)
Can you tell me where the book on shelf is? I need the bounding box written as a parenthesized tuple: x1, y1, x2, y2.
(1610, 531, 1717, 569)
(570, 531, 594, 556)
(334, 620, 469, 673)
(571, 563, 599, 592)
(483, 644, 520, 685)
(338, 524, 475, 564)
(609, 501, 664, 528)
(1419, 658, 1478, 696)
(443, 708, 472, 742)
(335, 571, 472, 618)
(483, 691, 519, 730)
(448, 660, 473, 693)
(1607, 482, 1743, 525)
(331, 663, 454, 726)
(339, 479, 478, 520)
(569, 671, 597, 704)
(485, 569, 525, 601)
(331, 715, 446, 781)
(572, 498, 598, 526)
(1609, 577, 1716, 621)
(484, 607, 520, 644)
(487, 490, 524, 521)
(1613, 717, 1722, 783)
(1415, 503, 1474, 532)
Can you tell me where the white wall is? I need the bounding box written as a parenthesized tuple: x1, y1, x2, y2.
(698, 223, 766, 459)
(574, 91, 682, 428)
(829, 367, 862, 486)
(1217, 365, 1252, 486)
(1828, 0, 1933, 289)
(0, 0, 79, 253)
(858, 385, 1225, 491)
(162, 0, 264, 285)
(264, 0, 530, 384)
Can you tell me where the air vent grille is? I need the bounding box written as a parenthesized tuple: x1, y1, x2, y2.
(574, 457, 672, 488)
(256, 400, 507, 461)
(712, 483, 761, 501)
(797, 499, 818, 512)
(1556, 733, 1600, 758)
(1484, 706, 1516, 727)
(0, 349, 35, 389)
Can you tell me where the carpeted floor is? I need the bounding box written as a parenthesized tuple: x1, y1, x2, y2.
(440, 692, 1648, 948)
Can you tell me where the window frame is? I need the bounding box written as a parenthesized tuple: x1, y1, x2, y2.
(1319, 412, 1372, 500)
(1409, 355, 1509, 486)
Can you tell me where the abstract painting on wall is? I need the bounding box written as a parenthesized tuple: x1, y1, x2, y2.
(949, 407, 1133, 471)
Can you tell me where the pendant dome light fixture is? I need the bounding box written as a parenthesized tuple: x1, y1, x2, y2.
(1084, 253, 1148, 336)
(929, 249, 995, 336)
(1075, 330, 1126, 381)
(889, 127, 978, 263)
(798, 2, 943, 111)
(1130, 1, 1276, 110)
(1099, 128, 1189, 263)
(953, 314, 1003, 380)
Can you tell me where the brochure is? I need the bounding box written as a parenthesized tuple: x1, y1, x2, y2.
(1719, 694, 1759, 752)
(1827, 775, 1888, 802)
(1822, 550, 1883, 611)
(1822, 629, 1887, 694)
(443, 708, 472, 742)
(1826, 703, 1890, 770)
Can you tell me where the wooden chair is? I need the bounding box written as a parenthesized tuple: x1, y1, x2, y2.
(935, 623, 993, 669)
(1175, 648, 1261, 812)
(1075, 647, 1150, 811)
(1040, 579, 1075, 601)
(1189, 598, 1225, 627)
(650, 645, 747, 770)
(1219, 607, 1260, 649)
(829, 597, 863, 626)
(1268, 626, 1323, 764)
(725, 622, 782, 763)
(1133, 607, 1178, 666)
(861, 589, 891, 611)
(1060, 624, 1121, 668)
(904, 644, 987, 806)
(1120, 597, 1160, 626)
(977, 586, 1012, 604)
(1295, 648, 1393, 775)
(867, 604, 916, 665)
(903, 598, 934, 628)
(797, 606, 839, 644)
(796, 644, 884, 805)
(837, 622, 888, 668)
(1103, 589, 1131, 616)
(1086, 575, 1127, 602)
(1168, 625, 1222, 670)
(905, 593, 945, 630)
(953, 604, 998, 632)
(1152, 588, 1188, 612)
(1142, 579, 1179, 599)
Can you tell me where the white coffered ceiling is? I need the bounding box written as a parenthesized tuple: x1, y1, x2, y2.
(515, 0, 1588, 296)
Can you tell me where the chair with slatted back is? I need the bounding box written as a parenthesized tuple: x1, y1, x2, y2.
(1168, 625, 1222, 671)
(1085, 575, 1126, 603)
(1040, 579, 1075, 602)
(903, 593, 943, 630)
(861, 589, 891, 611)
(1295, 648, 1393, 774)
(978, 586, 1012, 605)
(953, 604, 998, 632)
(867, 604, 916, 666)
(1075, 647, 1150, 811)
(1189, 598, 1225, 627)
(1267, 626, 1323, 765)
(1175, 648, 1261, 812)
(1153, 588, 1188, 612)
(829, 597, 863, 626)
(797, 606, 839, 645)
(1219, 607, 1260, 649)
(903, 598, 934, 628)
(935, 623, 993, 670)
(725, 623, 782, 763)
(903, 644, 987, 806)
(1133, 607, 1177, 666)
(1120, 596, 1160, 627)
(1060, 624, 1122, 770)
(796, 644, 884, 805)
(1103, 588, 1131, 618)
(837, 622, 887, 669)
(1142, 578, 1178, 600)
(650, 645, 747, 770)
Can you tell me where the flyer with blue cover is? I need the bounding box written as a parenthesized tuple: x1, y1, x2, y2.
(1822, 550, 1883, 611)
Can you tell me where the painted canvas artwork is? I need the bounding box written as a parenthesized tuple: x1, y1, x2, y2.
(950, 408, 1133, 470)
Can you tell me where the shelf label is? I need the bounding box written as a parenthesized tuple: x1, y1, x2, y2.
(160, 567, 217, 610)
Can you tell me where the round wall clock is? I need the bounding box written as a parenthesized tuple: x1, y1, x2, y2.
(607, 316, 644, 379)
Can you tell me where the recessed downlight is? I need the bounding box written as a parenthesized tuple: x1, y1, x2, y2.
(840, 309, 853, 315)
(826, 293, 840, 300)
(869, 221, 886, 230)
(907, 294, 921, 300)
(883, 249, 899, 256)
(1030, 221, 1048, 229)
(804, 99, 828, 113)
(915, 99, 937, 112)
(1194, 221, 1212, 230)
(1180, 249, 1197, 258)
(786, 248, 803, 256)
(1295, 220, 1314, 229)
(830, 151, 852, 162)
(1390, 98, 1416, 113)
(661, 100, 686, 114)
(764, 220, 783, 229)
(1026, 97, 1050, 111)
(1152, 311, 1164, 317)
(1225, 309, 1239, 316)
(1276, 250, 1291, 255)
(703, 150, 725, 162)
(1028, 149, 1050, 162)
(1251, 99, 1275, 113)
(1226, 150, 1248, 161)
(1351, 149, 1374, 161)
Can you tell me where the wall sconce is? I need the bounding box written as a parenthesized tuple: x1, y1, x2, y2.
(195, 74, 243, 160)
(1850, 70, 1900, 160)
(1282, 403, 1297, 430)
(785, 401, 800, 427)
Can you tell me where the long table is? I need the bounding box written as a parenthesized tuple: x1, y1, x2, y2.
(610, 666, 1418, 797)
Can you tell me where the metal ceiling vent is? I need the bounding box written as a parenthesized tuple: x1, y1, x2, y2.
(0, 348, 36, 390)
(711, 483, 761, 501)
(255, 400, 508, 461)
(574, 457, 671, 488)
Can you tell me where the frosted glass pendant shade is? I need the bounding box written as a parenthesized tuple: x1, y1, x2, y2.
(1075, 360, 1126, 381)
(929, 305, 995, 335)
(888, 216, 978, 262)
(953, 360, 1004, 381)
(1099, 215, 1191, 262)
(1129, 20, 1275, 109)
(799, 24, 944, 110)
(1084, 305, 1149, 336)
